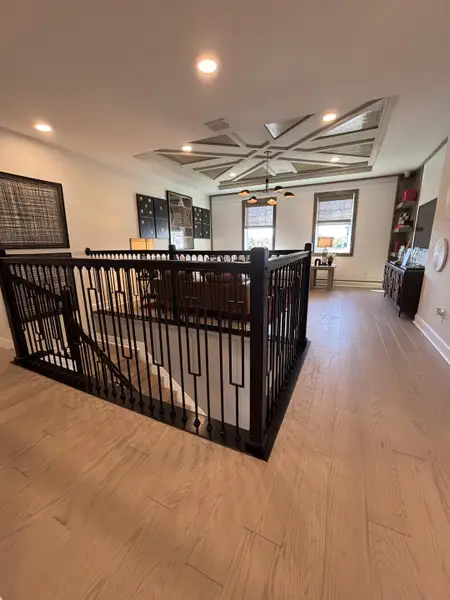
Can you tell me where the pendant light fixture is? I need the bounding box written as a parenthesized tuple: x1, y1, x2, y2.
(240, 151, 295, 205)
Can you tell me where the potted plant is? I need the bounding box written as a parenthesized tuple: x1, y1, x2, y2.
(327, 253, 336, 266)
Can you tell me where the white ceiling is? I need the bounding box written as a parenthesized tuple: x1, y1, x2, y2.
(1, 0, 450, 193)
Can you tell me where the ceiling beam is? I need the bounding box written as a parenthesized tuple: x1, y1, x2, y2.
(218, 165, 372, 190)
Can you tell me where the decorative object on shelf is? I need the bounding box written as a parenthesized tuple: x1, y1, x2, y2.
(0, 171, 69, 249)
(327, 253, 335, 266)
(398, 212, 412, 226)
(402, 189, 417, 203)
(317, 236, 334, 265)
(401, 247, 412, 268)
(239, 151, 295, 205)
(167, 190, 194, 249)
(432, 237, 449, 272)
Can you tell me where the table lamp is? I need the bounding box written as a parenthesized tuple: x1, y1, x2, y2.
(317, 237, 334, 265)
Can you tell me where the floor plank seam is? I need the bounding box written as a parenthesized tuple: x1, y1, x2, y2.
(186, 562, 224, 588)
(392, 448, 427, 461)
(243, 526, 282, 548)
(367, 518, 411, 538)
(146, 494, 173, 511)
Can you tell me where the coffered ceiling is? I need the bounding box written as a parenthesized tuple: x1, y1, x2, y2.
(137, 98, 391, 190)
(1, 0, 450, 193)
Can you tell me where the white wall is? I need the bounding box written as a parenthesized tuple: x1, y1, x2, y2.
(212, 177, 398, 285)
(0, 128, 210, 346)
(418, 143, 447, 206)
(416, 140, 450, 361)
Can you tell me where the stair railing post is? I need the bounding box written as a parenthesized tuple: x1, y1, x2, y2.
(299, 242, 312, 350)
(0, 248, 28, 359)
(248, 246, 269, 451)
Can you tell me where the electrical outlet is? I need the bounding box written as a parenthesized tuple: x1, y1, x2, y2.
(436, 308, 446, 322)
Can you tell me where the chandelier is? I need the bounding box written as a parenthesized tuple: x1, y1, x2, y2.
(239, 151, 295, 205)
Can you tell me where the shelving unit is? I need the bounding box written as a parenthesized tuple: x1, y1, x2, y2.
(387, 170, 422, 260)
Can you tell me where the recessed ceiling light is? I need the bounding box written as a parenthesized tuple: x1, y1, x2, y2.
(330, 156, 340, 163)
(197, 58, 218, 74)
(229, 172, 236, 177)
(34, 123, 52, 132)
(182, 145, 192, 152)
(322, 112, 337, 123)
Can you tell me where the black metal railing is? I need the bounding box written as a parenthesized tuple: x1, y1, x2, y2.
(85, 247, 299, 262)
(0, 245, 311, 459)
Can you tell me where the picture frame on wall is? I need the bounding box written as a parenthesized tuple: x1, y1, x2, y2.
(0, 171, 69, 249)
(167, 190, 194, 249)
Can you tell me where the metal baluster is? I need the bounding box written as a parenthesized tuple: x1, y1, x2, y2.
(104, 266, 125, 401)
(125, 268, 143, 409)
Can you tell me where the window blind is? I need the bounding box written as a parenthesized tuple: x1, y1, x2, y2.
(317, 197, 354, 223)
(245, 204, 274, 227)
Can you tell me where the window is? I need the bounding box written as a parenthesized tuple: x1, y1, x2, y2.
(243, 199, 276, 250)
(312, 190, 358, 256)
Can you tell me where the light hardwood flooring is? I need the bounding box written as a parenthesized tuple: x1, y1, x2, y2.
(1, 288, 450, 599)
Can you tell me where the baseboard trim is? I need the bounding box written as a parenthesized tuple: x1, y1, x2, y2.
(335, 280, 382, 289)
(0, 337, 14, 350)
(414, 314, 450, 366)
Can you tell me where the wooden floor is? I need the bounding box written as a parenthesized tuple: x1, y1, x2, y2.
(2, 289, 450, 599)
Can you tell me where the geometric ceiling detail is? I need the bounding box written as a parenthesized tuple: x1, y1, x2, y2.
(142, 97, 392, 190)
(201, 165, 237, 180)
(159, 153, 213, 165)
(317, 99, 386, 139)
(292, 162, 341, 173)
(191, 133, 239, 147)
(265, 115, 312, 140)
(319, 142, 374, 158)
(239, 166, 270, 181)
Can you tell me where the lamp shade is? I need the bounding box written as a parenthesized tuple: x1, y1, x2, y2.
(317, 236, 334, 248)
(247, 196, 257, 204)
(284, 191, 295, 198)
(239, 189, 250, 197)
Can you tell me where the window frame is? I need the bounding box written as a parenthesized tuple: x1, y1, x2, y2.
(242, 198, 277, 251)
(312, 189, 359, 257)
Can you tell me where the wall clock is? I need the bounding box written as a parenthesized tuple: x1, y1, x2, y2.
(432, 237, 449, 272)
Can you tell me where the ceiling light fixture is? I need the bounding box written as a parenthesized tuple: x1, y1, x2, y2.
(322, 112, 337, 123)
(241, 151, 295, 205)
(229, 172, 236, 177)
(197, 58, 218, 74)
(182, 145, 192, 152)
(34, 123, 52, 132)
(330, 156, 340, 163)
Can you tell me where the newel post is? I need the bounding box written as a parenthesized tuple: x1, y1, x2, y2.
(299, 242, 312, 349)
(248, 246, 270, 451)
(0, 248, 28, 359)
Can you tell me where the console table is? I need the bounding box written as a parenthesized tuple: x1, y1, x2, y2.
(383, 262, 424, 318)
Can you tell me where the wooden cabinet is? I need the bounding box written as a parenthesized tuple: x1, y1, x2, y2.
(383, 262, 424, 318)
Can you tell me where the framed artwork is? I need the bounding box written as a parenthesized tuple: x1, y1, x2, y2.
(0, 171, 69, 249)
(167, 190, 194, 249)
(136, 194, 155, 238)
(193, 207, 211, 240)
